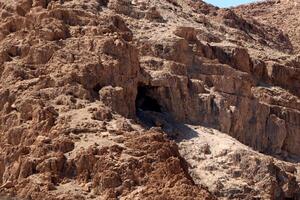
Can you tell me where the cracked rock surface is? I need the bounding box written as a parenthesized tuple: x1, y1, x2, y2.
(0, 0, 299, 199)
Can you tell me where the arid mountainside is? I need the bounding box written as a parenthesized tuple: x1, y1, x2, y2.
(0, 0, 299, 199)
(235, 0, 300, 54)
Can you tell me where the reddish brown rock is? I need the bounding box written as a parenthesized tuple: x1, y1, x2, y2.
(0, 0, 299, 199)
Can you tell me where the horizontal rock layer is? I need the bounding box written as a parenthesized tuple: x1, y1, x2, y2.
(0, 0, 299, 199)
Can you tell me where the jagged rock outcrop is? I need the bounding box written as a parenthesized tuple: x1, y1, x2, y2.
(0, 0, 299, 199)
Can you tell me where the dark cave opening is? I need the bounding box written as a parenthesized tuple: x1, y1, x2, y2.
(98, 0, 109, 7)
(135, 85, 182, 140)
(135, 86, 162, 113)
(91, 83, 103, 100)
(135, 85, 167, 128)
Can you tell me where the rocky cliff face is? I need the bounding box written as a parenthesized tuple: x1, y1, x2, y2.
(0, 0, 299, 199)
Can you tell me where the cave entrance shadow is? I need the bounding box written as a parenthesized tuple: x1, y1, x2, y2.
(135, 85, 198, 141)
(136, 109, 199, 142)
(135, 85, 300, 163)
(135, 86, 162, 113)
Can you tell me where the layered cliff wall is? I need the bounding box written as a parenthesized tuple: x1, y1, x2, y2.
(0, 0, 299, 199)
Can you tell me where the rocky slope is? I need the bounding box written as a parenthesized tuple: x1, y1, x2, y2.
(234, 0, 300, 54)
(0, 0, 299, 199)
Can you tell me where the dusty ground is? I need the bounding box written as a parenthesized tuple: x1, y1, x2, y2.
(177, 125, 300, 199)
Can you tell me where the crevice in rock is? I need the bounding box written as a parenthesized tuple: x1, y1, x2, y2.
(8, 24, 17, 33)
(98, 0, 109, 7)
(43, 0, 51, 9)
(91, 83, 103, 100)
(7, 46, 21, 58)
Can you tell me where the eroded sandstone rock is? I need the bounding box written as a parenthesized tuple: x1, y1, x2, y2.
(0, 0, 299, 199)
